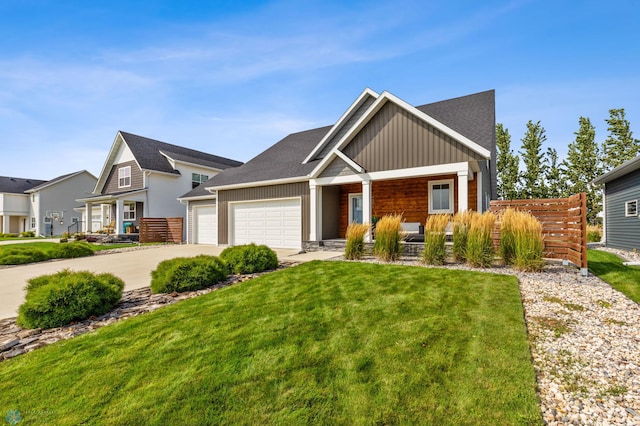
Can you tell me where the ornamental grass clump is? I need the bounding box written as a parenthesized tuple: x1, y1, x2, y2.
(586, 224, 602, 243)
(423, 214, 450, 265)
(499, 208, 518, 265)
(466, 211, 497, 268)
(344, 222, 370, 260)
(373, 214, 403, 262)
(512, 211, 545, 272)
(452, 210, 475, 262)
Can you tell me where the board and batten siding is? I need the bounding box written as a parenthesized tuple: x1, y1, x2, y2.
(343, 102, 485, 173)
(102, 160, 144, 195)
(217, 182, 310, 245)
(187, 199, 216, 240)
(314, 95, 377, 161)
(605, 168, 640, 251)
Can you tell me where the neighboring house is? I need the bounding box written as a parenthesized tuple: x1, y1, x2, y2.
(77, 131, 242, 238)
(25, 170, 98, 236)
(179, 88, 496, 249)
(0, 171, 97, 236)
(0, 176, 46, 234)
(593, 155, 640, 251)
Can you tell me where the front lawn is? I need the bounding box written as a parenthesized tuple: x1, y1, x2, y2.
(588, 249, 640, 303)
(0, 261, 541, 425)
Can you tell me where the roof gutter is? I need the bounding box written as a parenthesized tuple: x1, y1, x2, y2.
(207, 176, 308, 191)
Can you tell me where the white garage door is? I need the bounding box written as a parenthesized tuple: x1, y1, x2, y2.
(194, 205, 217, 244)
(232, 199, 301, 249)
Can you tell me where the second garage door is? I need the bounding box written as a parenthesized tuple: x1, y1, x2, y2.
(231, 199, 301, 249)
(194, 205, 217, 244)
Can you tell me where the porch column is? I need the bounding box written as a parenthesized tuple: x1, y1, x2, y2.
(2, 215, 10, 234)
(476, 170, 483, 212)
(457, 170, 469, 212)
(84, 202, 92, 232)
(362, 180, 372, 242)
(310, 184, 317, 241)
(115, 199, 124, 235)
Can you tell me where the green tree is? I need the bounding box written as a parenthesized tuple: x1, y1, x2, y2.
(496, 123, 519, 200)
(519, 120, 547, 199)
(601, 108, 640, 171)
(562, 117, 601, 224)
(544, 147, 565, 198)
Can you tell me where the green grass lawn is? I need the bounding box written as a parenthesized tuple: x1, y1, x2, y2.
(0, 242, 138, 256)
(588, 249, 640, 303)
(0, 261, 541, 425)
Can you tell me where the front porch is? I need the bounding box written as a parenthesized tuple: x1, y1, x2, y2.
(77, 190, 147, 235)
(310, 168, 482, 243)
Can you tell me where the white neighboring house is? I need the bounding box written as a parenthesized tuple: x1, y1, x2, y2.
(0, 171, 97, 236)
(76, 131, 242, 239)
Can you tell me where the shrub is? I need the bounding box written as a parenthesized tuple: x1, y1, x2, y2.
(151, 255, 227, 293)
(466, 211, 497, 268)
(74, 233, 87, 241)
(373, 214, 403, 262)
(20, 231, 35, 237)
(50, 241, 94, 259)
(587, 225, 602, 243)
(344, 223, 370, 260)
(17, 269, 124, 329)
(511, 211, 545, 272)
(220, 244, 279, 274)
(0, 247, 50, 265)
(423, 214, 450, 265)
(452, 210, 474, 262)
(499, 208, 518, 265)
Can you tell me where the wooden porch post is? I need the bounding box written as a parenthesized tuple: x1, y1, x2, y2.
(457, 170, 468, 212)
(362, 180, 372, 242)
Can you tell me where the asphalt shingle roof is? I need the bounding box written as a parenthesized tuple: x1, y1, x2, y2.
(184, 89, 495, 195)
(25, 170, 95, 193)
(120, 131, 243, 174)
(0, 176, 47, 194)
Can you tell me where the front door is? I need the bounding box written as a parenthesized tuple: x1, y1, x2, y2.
(349, 194, 363, 224)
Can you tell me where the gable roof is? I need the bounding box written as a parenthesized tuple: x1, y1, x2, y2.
(24, 170, 96, 193)
(120, 131, 243, 174)
(593, 155, 640, 185)
(195, 89, 495, 193)
(0, 176, 47, 194)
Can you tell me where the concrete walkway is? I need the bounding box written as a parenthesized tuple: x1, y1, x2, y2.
(0, 245, 342, 319)
(0, 238, 60, 245)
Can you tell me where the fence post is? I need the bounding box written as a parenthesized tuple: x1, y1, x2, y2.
(580, 192, 588, 276)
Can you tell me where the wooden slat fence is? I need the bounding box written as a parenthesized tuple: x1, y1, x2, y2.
(490, 193, 587, 271)
(139, 218, 183, 244)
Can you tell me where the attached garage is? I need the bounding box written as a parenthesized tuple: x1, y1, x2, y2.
(231, 198, 302, 249)
(193, 205, 217, 244)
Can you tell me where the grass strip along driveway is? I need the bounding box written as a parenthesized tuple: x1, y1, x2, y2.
(0, 261, 540, 425)
(588, 249, 640, 303)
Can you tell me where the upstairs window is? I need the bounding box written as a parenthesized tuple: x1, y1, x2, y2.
(625, 200, 638, 217)
(118, 166, 131, 188)
(192, 173, 209, 189)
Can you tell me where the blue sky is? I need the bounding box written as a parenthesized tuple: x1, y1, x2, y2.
(1, 0, 639, 180)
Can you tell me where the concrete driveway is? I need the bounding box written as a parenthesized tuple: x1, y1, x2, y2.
(0, 245, 341, 319)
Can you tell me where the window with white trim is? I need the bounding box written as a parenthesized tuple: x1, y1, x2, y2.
(118, 166, 131, 188)
(192, 173, 209, 189)
(625, 200, 638, 217)
(429, 179, 454, 214)
(31, 217, 36, 229)
(123, 203, 136, 220)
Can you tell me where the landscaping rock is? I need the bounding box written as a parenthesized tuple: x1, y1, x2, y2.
(0, 338, 19, 351)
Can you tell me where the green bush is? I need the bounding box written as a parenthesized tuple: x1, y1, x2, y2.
(344, 223, 369, 260)
(0, 247, 50, 265)
(20, 231, 35, 237)
(373, 214, 403, 262)
(220, 244, 279, 274)
(51, 241, 94, 259)
(151, 255, 227, 293)
(423, 214, 449, 265)
(17, 270, 124, 329)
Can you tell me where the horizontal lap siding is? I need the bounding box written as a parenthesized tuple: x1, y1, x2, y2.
(344, 102, 485, 172)
(337, 175, 476, 238)
(217, 183, 310, 245)
(102, 161, 144, 194)
(605, 169, 640, 251)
